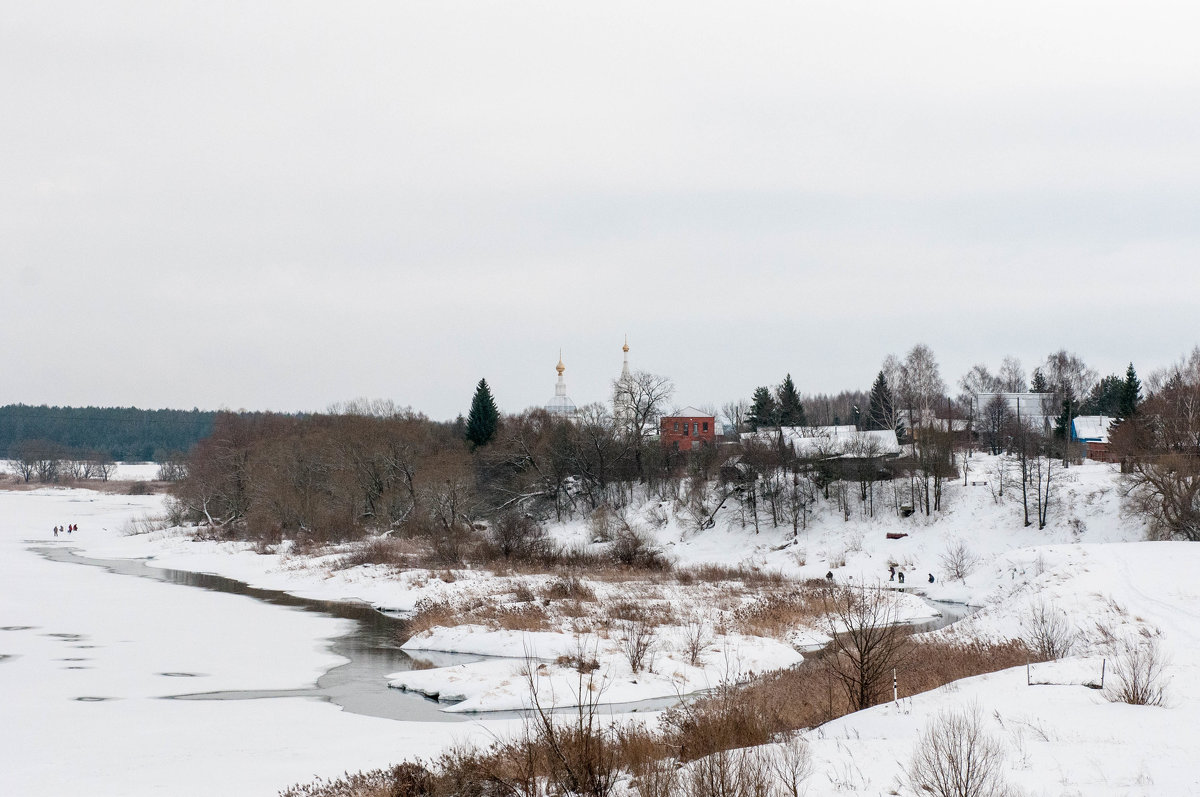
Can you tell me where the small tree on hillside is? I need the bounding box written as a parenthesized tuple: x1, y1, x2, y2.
(465, 378, 500, 447)
(821, 584, 913, 711)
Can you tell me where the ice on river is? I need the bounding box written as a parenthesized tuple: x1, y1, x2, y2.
(0, 488, 510, 796)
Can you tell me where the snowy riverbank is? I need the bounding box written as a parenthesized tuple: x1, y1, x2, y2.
(5, 457, 1196, 794)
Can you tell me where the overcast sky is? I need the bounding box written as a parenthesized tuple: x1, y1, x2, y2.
(3, 1, 1199, 419)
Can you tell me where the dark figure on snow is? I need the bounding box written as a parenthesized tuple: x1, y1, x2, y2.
(928, 573, 935, 584)
(825, 571, 834, 581)
(898, 571, 905, 584)
(889, 565, 896, 582)
(67, 524, 73, 534)
(53, 526, 59, 537)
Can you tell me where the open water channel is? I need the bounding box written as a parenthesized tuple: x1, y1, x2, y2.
(35, 546, 974, 722)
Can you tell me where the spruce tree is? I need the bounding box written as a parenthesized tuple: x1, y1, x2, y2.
(748, 386, 779, 430)
(866, 371, 894, 432)
(1120, 363, 1141, 417)
(465, 378, 500, 447)
(1030, 368, 1049, 393)
(776, 374, 807, 427)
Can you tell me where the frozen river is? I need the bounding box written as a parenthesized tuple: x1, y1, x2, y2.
(0, 488, 510, 796)
(0, 487, 975, 795)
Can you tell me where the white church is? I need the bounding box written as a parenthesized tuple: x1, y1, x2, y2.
(544, 338, 634, 420)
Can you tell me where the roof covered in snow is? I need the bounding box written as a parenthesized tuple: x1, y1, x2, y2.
(1072, 415, 1116, 443)
(667, 406, 713, 419)
(741, 426, 901, 459)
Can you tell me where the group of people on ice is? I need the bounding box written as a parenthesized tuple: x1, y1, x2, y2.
(52, 524, 77, 537)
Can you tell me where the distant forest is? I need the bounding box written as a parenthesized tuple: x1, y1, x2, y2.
(0, 404, 223, 461)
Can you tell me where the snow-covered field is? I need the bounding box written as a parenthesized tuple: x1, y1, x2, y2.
(3, 457, 1198, 794)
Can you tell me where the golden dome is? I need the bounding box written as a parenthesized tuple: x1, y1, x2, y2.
(556, 350, 565, 375)
(622, 334, 629, 353)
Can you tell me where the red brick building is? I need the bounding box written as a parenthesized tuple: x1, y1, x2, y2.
(661, 407, 717, 451)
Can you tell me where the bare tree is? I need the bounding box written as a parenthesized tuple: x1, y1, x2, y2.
(820, 584, 913, 711)
(720, 399, 749, 436)
(906, 706, 1014, 797)
(1042, 349, 1098, 408)
(1021, 601, 1077, 660)
(783, 467, 818, 534)
(1028, 435, 1057, 530)
(1117, 364, 1200, 541)
(522, 649, 620, 797)
(939, 540, 980, 582)
(998, 355, 1027, 393)
(901, 343, 948, 424)
(959, 363, 1000, 403)
(613, 370, 674, 482)
(13, 439, 65, 483)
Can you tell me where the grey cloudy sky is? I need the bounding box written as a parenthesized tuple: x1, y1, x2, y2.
(4, 1, 1199, 419)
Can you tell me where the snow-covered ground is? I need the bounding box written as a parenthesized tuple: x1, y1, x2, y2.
(4, 457, 1197, 794)
(789, 541, 1200, 795)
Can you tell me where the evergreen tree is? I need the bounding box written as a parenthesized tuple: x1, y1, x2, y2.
(1081, 375, 1124, 416)
(1120, 363, 1141, 417)
(465, 378, 499, 447)
(775, 374, 807, 427)
(866, 371, 894, 432)
(1030, 368, 1050, 393)
(748, 386, 779, 430)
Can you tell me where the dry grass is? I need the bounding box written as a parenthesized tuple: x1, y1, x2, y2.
(281, 636, 1036, 797)
(731, 588, 825, 639)
(542, 573, 598, 602)
(674, 563, 786, 587)
(405, 594, 554, 639)
(334, 536, 425, 570)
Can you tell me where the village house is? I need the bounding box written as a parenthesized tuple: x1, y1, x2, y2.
(1072, 415, 1118, 462)
(661, 407, 717, 451)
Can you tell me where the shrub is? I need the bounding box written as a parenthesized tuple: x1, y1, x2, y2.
(490, 512, 550, 560)
(1107, 636, 1169, 707)
(335, 536, 421, 570)
(939, 540, 980, 582)
(1021, 601, 1078, 660)
(681, 617, 713, 667)
(543, 573, 597, 602)
(610, 527, 670, 571)
(622, 618, 658, 673)
(906, 706, 1013, 797)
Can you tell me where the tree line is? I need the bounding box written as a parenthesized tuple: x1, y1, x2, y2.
(131, 343, 1200, 547)
(0, 404, 222, 462)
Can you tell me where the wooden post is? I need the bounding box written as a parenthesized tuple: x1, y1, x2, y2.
(1100, 659, 1106, 690)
